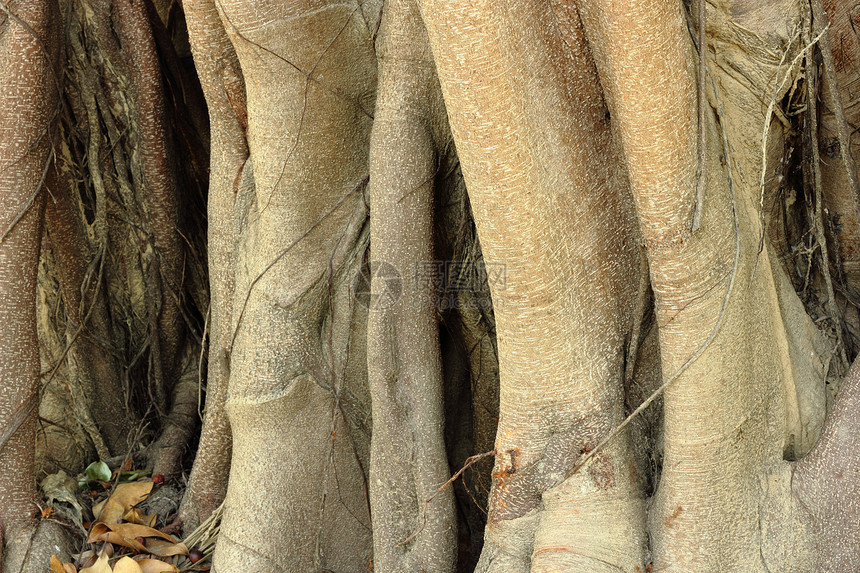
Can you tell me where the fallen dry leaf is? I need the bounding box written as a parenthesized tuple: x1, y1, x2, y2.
(42, 471, 84, 511)
(88, 523, 145, 552)
(122, 507, 156, 527)
(142, 538, 189, 558)
(104, 522, 178, 543)
(88, 522, 187, 557)
(92, 482, 153, 525)
(79, 552, 111, 573)
(51, 556, 78, 573)
(42, 469, 85, 525)
(136, 559, 179, 573)
(111, 557, 143, 573)
(50, 555, 66, 573)
(77, 548, 97, 568)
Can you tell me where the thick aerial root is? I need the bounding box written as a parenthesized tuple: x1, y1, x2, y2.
(1, 519, 74, 573)
(214, 377, 371, 571)
(367, 0, 455, 570)
(473, 514, 535, 573)
(151, 368, 200, 478)
(178, 0, 249, 533)
(793, 356, 860, 571)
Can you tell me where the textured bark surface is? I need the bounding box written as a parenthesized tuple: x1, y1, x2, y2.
(42, 169, 125, 466)
(35, 0, 209, 481)
(621, 1, 823, 568)
(367, 1, 454, 570)
(794, 349, 860, 571)
(177, 0, 247, 531)
(7, 0, 860, 571)
(819, 0, 860, 293)
(209, 1, 379, 569)
(112, 0, 191, 477)
(414, 0, 857, 570)
(0, 0, 65, 570)
(419, 2, 646, 570)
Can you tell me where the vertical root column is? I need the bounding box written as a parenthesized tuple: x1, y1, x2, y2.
(367, 0, 456, 571)
(210, 1, 378, 570)
(216, 291, 372, 571)
(0, 0, 63, 568)
(419, 0, 646, 570)
(178, 0, 250, 530)
(113, 0, 190, 475)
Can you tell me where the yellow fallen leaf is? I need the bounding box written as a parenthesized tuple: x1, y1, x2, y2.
(88, 522, 186, 556)
(136, 559, 179, 573)
(143, 538, 189, 557)
(111, 557, 143, 573)
(122, 508, 156, 527)
(107, 522, 178, 543)
(93, 482, 153, 525)
(79, 552, 111, 573)
(50, 555, 66, 573)
(88, 523, 147, 553)
(51, 555, 78, 573)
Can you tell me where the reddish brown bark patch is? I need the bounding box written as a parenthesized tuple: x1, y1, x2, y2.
(491, 448, 521, 479)
(663, 506, 684, 528)
(487, 447, 542, 522)
(588, 452, 616, 490)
